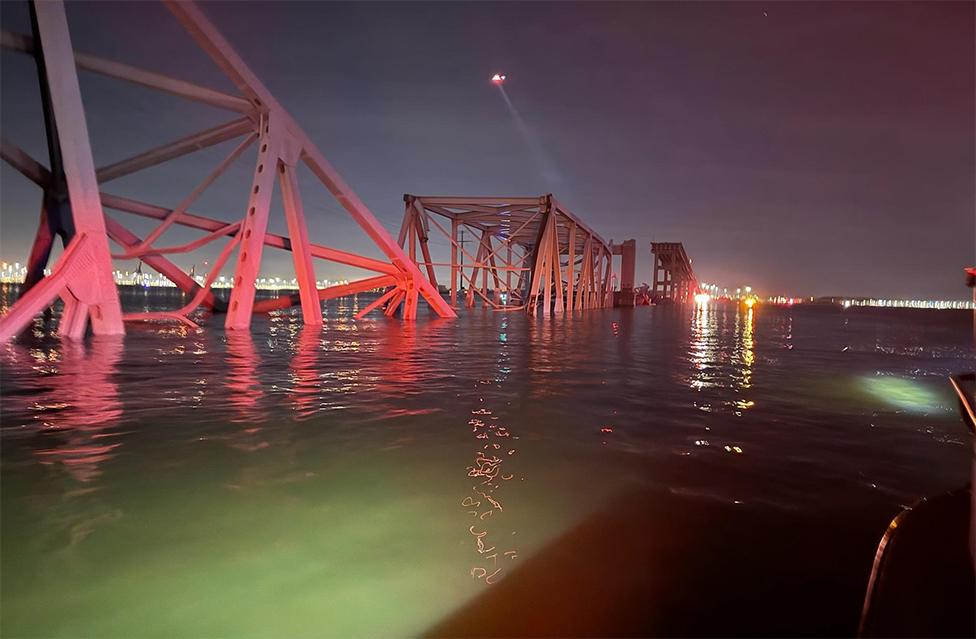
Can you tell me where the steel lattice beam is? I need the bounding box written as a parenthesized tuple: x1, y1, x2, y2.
(0, 0, 456, 341)
(399, 194, 614, 315)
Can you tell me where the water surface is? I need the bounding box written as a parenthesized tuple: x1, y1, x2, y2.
(1, 290, 972, 636)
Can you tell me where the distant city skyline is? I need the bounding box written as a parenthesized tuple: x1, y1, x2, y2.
(1, 1, 973, 300)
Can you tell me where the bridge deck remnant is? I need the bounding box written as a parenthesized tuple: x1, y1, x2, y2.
(650, 242, 698, 303)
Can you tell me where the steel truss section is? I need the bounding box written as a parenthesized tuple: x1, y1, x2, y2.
(0, 0, 454, 342)
(400, 194, 614, 316)
(650, 242, 698, 303)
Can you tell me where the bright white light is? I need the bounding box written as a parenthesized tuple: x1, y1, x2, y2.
(694, 293, 711, 305)
(491, 73, 506, 84)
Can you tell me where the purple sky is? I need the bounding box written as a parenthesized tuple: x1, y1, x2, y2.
(1, 1, 973, 298)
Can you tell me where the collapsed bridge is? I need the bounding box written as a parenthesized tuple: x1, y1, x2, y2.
(0, 0, 696, 342)
(0, 0, 454, 342)
(400, 194, 621, 316)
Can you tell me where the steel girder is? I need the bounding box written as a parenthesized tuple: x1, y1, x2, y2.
(0, 0, 455, 342)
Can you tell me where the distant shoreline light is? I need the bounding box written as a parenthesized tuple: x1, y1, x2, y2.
(838, 298, 974, 311)
(698, 280, 974, 310)
(760, 297, 973, 310)
(759, 296, 973, 310)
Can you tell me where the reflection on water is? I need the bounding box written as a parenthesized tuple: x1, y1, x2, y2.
(290, 326, 322, 420)
(733, 306, 756, 414)
(226, 332, 265, 426)
(463, 315, 519, 586)
(1, 289, 973, 637)
(688, 303, 715, 391)
(465, 405, 518, 585)
(32, 338, 124, 484)
(687, 303, 755, 414)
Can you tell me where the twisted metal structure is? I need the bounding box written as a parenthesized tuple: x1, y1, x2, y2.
(400, 194, 614, 316)
(0, 0, 455, 341)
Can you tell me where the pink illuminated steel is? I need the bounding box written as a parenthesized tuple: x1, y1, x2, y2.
(0, 0, 456, 342)
(400, 194, 614, 315)
(117, 133, 256, 259)
(253, 275, 396, 313)
(224, 114, 280, 330)
(23, 1, 123, 339)
(124, 234, 241, 328)
(278, 145, 322, 326)
(165, 0, 453, 322)
(104, 216, 224, 310)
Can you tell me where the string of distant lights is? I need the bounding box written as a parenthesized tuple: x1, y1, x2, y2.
(690, 281, 974, 310)
(839, 299, 974, 310)
(0, 261, 972, 309)
(694, 283, 760, 307)
(0, 261, 347, 291)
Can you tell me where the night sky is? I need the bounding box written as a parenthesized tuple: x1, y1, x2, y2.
(1, 1, 973, 299)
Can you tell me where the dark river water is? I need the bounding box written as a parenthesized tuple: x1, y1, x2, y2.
(1, 287, 972, 637)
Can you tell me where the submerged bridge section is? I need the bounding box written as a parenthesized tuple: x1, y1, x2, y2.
(650, 242, 698, 303)
(0, 0, 455, 342)
(400, 195, 615, 315)
(0, 0, 697, 341)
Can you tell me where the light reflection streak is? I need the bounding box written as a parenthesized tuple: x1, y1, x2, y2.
(30, 337, 125, 484)
(462, 315, 519, 585)
(527, 316, 566, 398)
(730, 307, 756, 414)
(152, 326, 211, 408)
(689, 303, 716, 391)
(464, 407, 518, 585)
(376, 317, 452, 398)
(496, 316, 511, 383)
(225, 332, 269, 435)
(685, 304, 757, 421)
(382, 322, 422, 392)
(289, 325, 322, 420)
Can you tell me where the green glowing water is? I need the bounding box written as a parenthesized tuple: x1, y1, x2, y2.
(860, 376, 946, 414)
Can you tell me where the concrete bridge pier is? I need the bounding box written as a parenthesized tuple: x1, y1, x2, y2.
(612, 239, 637, 307)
